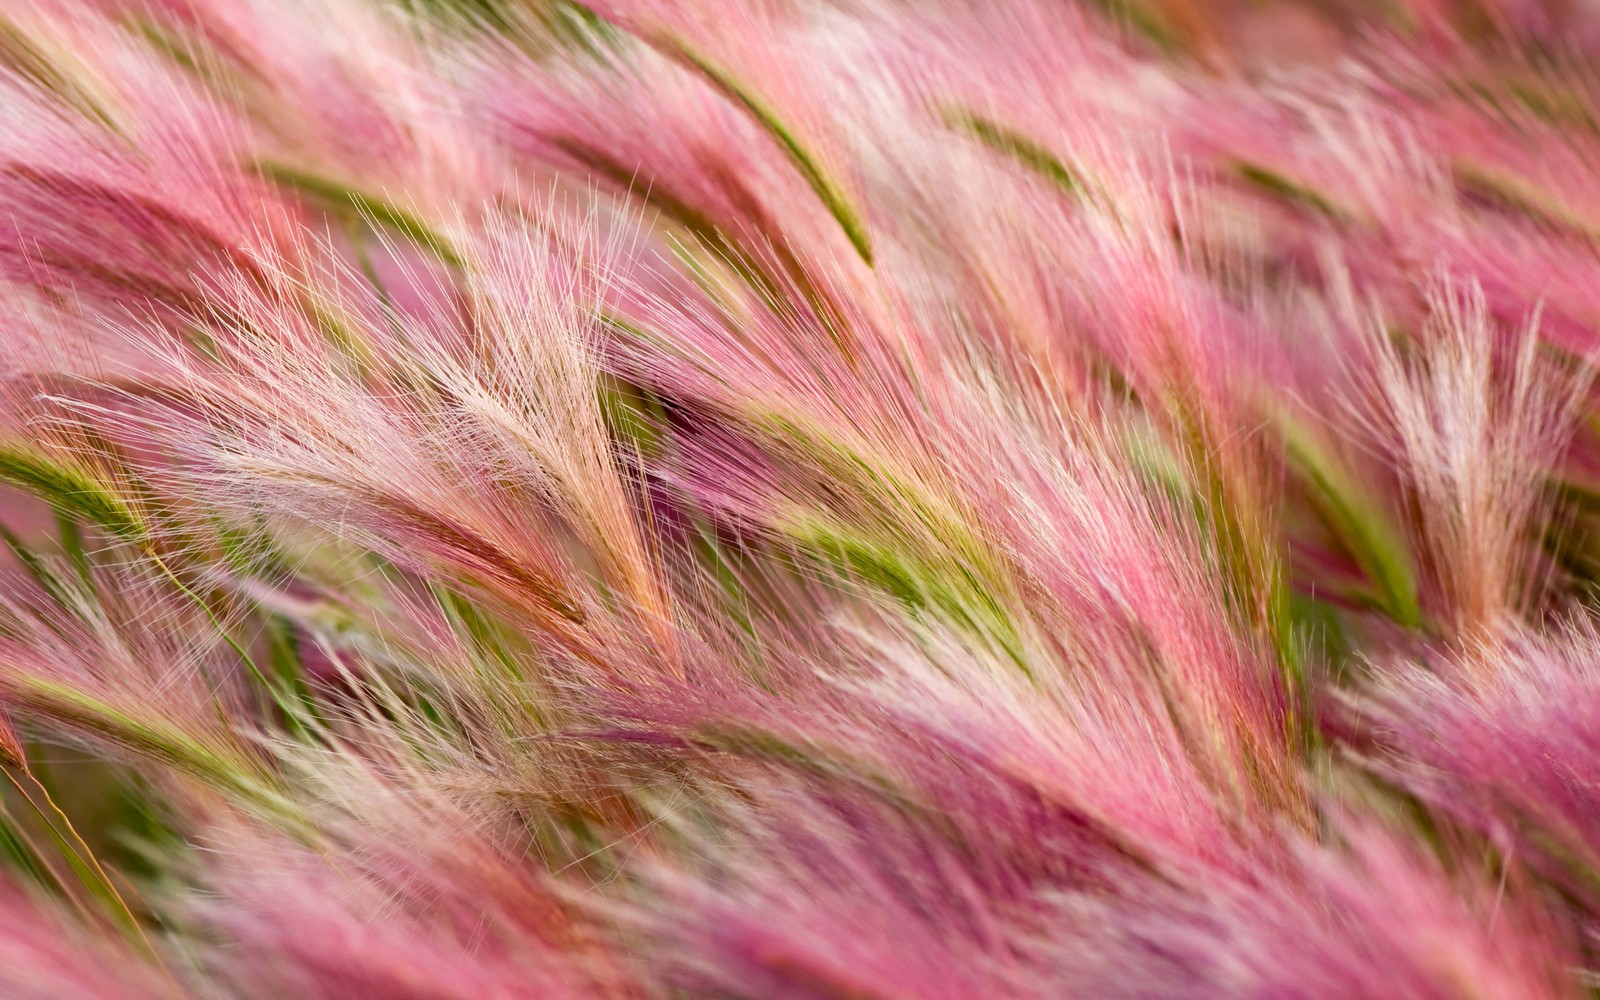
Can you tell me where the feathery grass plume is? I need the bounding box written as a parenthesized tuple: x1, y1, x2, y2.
(1360, 621, 1600, 914)
(0, 553, 283, 810)
(3, 0, 1600, 995)
(1044, 813, 1581, 999)
(181, 763, 637, 999)
(1354, 278, 1585, 642)
(0, 877, 175, 999)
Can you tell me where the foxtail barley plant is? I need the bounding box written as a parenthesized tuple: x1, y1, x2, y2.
(3, 0, 1600, 995)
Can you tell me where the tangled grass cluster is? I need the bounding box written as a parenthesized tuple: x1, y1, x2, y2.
(3, 0, 1600, 995)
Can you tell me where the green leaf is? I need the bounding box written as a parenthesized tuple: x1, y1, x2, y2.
(0, 446, 143, 540)
(649, 33, 874, 265)
(1282, 416, 1422, 629)
(1236, 162, 1346, 221)
(947, 110, 1083, 197)
(253, 161, 464, 269)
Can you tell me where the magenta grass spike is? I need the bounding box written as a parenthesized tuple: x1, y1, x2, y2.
(5, 0, 1600, 996)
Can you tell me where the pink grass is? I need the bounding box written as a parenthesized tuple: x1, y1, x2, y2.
(0, 0, 1599, 996)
